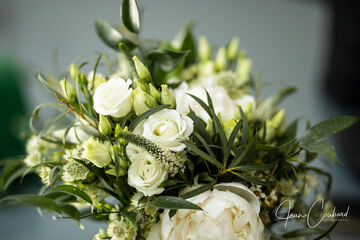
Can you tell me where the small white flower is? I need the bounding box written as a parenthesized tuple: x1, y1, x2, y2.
(108, 218, 137, 240)
(93, 77, 133, 118)
(127, 151, 168, 196)
(138, 109, 193, 152)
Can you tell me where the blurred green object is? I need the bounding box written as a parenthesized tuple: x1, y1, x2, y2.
(0, 58, 26, 158)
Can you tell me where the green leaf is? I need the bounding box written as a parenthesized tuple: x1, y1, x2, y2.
(129, 104, 170, 131)
(301, 142, 342, 165)
(229, 132, 257, 168)
(37, 111, 70, 139)
(172, 21, 197, 65)
(185, 141, 224, 169)
(60, 204, 80, 222)
(85, 184, 124, 205)
(231, 172, 272, 185)
(234, 162, 276, 171)
(149, 49, 189, 71)
(95, 18, 134, 50)
(192, 132, 215, 158)
(181, 184, 214, 199)
(50, 184, 93, 205)
(300, 116, 359, 144)
(278, 118, 299, 146)
(0, 195, 62, 213)
(121, 0, 140, 33)
(151, 196, 202, 210)
(189, 109, 213, 145)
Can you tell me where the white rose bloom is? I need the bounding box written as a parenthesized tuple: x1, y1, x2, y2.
(127, 151, 168, 196)
(136, 109, 193, 152)
(93, 77, 133, 118)
(175, 79, 237, 122)
(148, 182, 264, 240)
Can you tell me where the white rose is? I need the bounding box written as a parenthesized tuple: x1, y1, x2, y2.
(136, 109, 193, 152)
(127, 151, 168, 196)
(93, 77, 133, 118)
(148, 182, 264, 240)
(175, 79, 237, 122)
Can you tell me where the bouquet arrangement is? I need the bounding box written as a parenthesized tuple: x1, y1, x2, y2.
(1, 1, 359, 239)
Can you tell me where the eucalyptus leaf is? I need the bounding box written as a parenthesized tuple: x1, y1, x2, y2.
(151, 196, 202, 210)
(149, 49, 189, 72)
(300, 116, 359, 144)
(0, 195, 62, 213)
(95, 18, 134, 50)
(50, 184, 93, 205)
(121, 0, 140, 33)
(301, 142, 342, 165)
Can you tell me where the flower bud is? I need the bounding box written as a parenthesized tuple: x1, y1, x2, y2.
(59, 79, 77, 104)
(198, 36, 211, 62)
(215, 47, 227, 72)
(236, 53, 252, 85)
(160, 84, 176, 109)
(114, 124, 122, 138)
(270, 108, 285, 129)
(82, 138, 111, 168)
(70, 64, 78, 81)
(133, 56, 151, 83)
(132, 87, 157, 115)
(149, 83, 161, 102)
(227, 37, 239, 61)
(99, 114, 112, 136)
(199, 61, 215, 77)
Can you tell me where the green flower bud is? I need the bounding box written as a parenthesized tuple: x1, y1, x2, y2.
(132, 87, 157, 115)
(215, 47, 227, 72)
(149, 83, 161, 102)
(236, 53, 252, 85)
(114, 124, 122, 138)
(270, 108, 285, 129)
(133, 56, 151, 83)
(99, 114, 112, 136)
(70, 64, 78, 81)
(82, 138, 111, 168)
(227, 37, 239, 61)
(160, 84, 176, 109)
(198, 36, 211, 62)
(199, 61, 215, 77)
(59, 79, 77, 104)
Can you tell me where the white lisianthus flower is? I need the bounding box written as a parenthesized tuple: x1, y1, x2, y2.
(136, 109, 193, 152)
(175, 79, 237, 122)
(93, 77, 133, 118)
(82, 138, 112, 168)
(148, 182, 264, 240)
(127, 151, 168, 196)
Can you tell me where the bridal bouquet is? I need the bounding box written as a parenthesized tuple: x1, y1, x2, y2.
(1, 1, 359, 239)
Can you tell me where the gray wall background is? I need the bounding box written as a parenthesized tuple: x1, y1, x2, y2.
(0, 0, 358, 239)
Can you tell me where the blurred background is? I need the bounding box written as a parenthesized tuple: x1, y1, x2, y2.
(0, 0, 359, 239)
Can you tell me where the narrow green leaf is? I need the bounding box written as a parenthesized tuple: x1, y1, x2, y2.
(38, 111, 70, 139)
(234, 162, 276, 171)
(152, 196, 202, 210)
(129, 104, 170, 131)
(189, 109, 213, 144)
(0, 195, 62, 213)
(231, 172, 272, 185)
(121, 0, 140, 33)
(181, 184, 214, 199)
(230, 133, 257, 168)
(301, 142, 342, 165)
(51, 184, 93, 205)
(239, 107, 249, 147)
(85, 184, 124, 205)
(185, 141, 224, 169)
(300, 116, 359, 144)
(192, 132, 216, 158)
